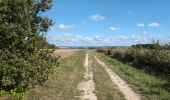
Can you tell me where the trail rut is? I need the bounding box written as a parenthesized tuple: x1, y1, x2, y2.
(94, 56, 140, 100)
(77, 52, 97, 100)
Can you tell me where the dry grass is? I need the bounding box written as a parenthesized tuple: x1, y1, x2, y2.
(52, 49, 84, 58)
(89, 54, 125, 100)
(24, 51, 86, 100)
(96, 52, 170, 100)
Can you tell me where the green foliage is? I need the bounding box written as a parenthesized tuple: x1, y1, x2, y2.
(24, 51, 86, 99)
(97, 45, 170, 75)
(47, 44, 59, 49)
(92, 56, 125, 100)
(0, 0, 59, 96)
(10, 87, 26, 100)
(133, 49, 170, 74)
(132, 44, 161, 49)
(96, 52, 170, 99)
(0, 90, 6, 96)
(96, 48, 108, 53)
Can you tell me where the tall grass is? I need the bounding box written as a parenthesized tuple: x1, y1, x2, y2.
(23, 51, 86, 100)
(89, 55, 125, 100)
(95, 52, 170, 100)
(97, 46, 170, 76)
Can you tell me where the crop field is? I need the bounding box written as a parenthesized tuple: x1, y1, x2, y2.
(53, 49, 83, 58)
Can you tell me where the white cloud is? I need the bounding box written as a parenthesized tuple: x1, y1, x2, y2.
(147, 23, 160, 28)
(94, 36, 105, 41)
(56, 34, 93, 43)
(62, 33, 73, 41)
(74, 35, 82, 41)
(89, 14, 106, 21)
(62, 34, 82, 42)
(142, 31, 147, 35)
(85, 37, 93, 41)
(137, 23, 145, 28)
(113, 36, 128, 40)
(131, 35, 136, 38)
(58, 24, 73, 30)
(109, 27, 120, 31)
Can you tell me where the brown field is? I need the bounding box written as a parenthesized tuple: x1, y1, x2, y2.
(52, 49, 84, 58)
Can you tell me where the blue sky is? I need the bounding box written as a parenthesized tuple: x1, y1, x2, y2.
(44, 0, 170, 46)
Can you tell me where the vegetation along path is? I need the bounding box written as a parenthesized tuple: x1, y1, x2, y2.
(94, 55, 141, 100)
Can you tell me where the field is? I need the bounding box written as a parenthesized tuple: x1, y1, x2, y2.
(52, 49, 83, 58)
(23, 50, 86, 100)
(0, 48, 170, 100)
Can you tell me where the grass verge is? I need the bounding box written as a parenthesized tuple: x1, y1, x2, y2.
(95, 52, 170, 100)
(24, 50, 86, 100)
(89, 54, 125, 100)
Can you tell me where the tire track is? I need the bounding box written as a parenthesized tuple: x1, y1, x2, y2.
(77, 52, 97, 100)
(94, 56, 140, 100)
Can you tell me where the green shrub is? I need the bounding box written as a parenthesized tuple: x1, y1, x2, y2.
(133, 49, 170, 74)
(97, 48, 108, 53)
(0, 50, 59, 89)
(122, 48, 135, 62)
(0, 0, 59, 94)
(111, 50, 123, 60)
(97, 47, 170, 75)
(10, 87, 26, 100)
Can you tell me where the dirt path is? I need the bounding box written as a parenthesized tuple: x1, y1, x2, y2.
(77, 52, 97, 100)
(94, 56, 140, 100)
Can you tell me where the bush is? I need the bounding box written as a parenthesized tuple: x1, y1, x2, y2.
(0, 50, 59, 89)
(122, 48, 135, 62)
(97, 47, 170, 75)
(111, 50, 123, 60)
(133, 50, 170, 74)
(0, 0, 59, 93)
(97, 48, 108, 53)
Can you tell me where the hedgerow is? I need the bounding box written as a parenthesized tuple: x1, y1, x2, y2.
(0, 0, 59, 96)
(97, 44, 170, 75)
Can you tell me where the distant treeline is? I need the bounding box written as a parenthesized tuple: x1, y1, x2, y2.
(58, 46, 129, 49)
(47, 43, 59, 49)
(97, 43, 170, 76)
(132, 43, 170, 50)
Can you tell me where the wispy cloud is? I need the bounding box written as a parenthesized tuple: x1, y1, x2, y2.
(85, 37, 93, 41)
(131, 35, 136, 38)
(89, 14, 106, 21)
(137, 23, 145, 28)
(61, 34, 83, 42)
(147, 23, 160, 28)
(113, 36, 128, 40)
(62, 33, 73, 41)
(74, 35, 82, 41)
(58, 24, 74, 30)
(109, 27, 120, 31)
(46, 31, 166, 46)
(94, 35, 105, 41)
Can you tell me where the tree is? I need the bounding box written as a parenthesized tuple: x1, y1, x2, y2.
(0, 0, 59, 90)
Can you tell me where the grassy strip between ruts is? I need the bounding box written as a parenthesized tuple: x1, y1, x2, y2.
(24, 50, 86, 100)
(89, 54, 125, 100)
(95, 52, 170, 100)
